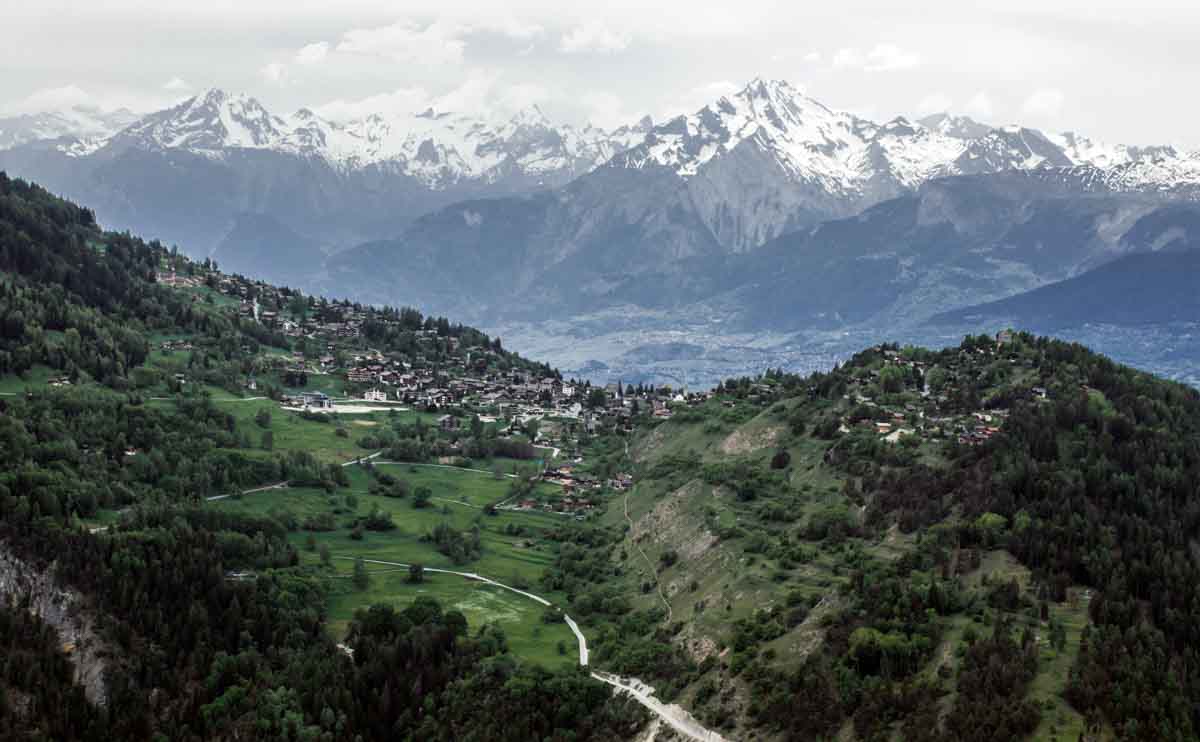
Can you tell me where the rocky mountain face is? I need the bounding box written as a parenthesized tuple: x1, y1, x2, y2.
(608, 79, 966, 252)
(719, 175, 1200, 331)
(3, 77, 1199, 377)
(330, 164, 1200, 331)
(109, 89, 651, 186)
(321, 79, 1200, 328)
(0, 542, 114, 707)
(0, 88, 653, 266)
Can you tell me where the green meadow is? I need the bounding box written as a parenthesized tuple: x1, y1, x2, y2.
(210, 462, 580, 668)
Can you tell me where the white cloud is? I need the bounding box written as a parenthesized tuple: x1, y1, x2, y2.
(915, 92, 953, 116)
(0, 83, 165, 115)
(259, 61, 288, 85)
(833, 43, 921, 72)
(432, 71, 501, 113)
(480, 17, 544, 41)
(580, 90, 637, 129)
(559, 23, 631, 54)
(162, 77, 191, 91)
(964, 92, 995, 119)
(832, 47, 865, 68)
(865, 44, 921, 72)
(294, 41, 329, 66)
(314, 72, 550, 123)
(337, 19, 466, 66)
(314, 86, 432, 121)
(653, 80, 745, 123)
(4, 84, 96, 114)
(1022, 88, 1065, 119)
(695, 80, 740, 98)
(495, 82, 550, 113)
(769, 49, 821, 63)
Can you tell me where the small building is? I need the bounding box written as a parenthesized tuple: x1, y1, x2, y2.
(363, 388, 388, 403)
(437, 414, 461, 431)
(301, 391, 333, 410)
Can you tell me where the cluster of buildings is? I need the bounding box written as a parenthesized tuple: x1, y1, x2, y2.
(837, 334, 1050, 448)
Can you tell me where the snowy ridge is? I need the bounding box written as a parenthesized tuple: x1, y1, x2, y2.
(613, 78, 921, 192)
(610, 78, 1200, 198)
(0, 106, 138, 152)
(1050, 131, 1179, 170)
(94, 88, 652, 188)
(4, 79, 1197, 199)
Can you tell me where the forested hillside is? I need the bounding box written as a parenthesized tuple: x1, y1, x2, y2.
(0, 173, 644, 740)
(563, 333, 1200, 741)
(4, 171, 1200, 742)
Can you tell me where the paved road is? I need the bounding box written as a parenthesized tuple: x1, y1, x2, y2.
(205, 481, 289, 502)
(340, 557, 722, 741)
(590, 671, 729, 742)
(342, 450, 385, 468)
(204, 451, 384, 502)
(198, 449, 723, 740)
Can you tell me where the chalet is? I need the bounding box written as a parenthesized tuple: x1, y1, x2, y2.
(437, 415, 461, 431)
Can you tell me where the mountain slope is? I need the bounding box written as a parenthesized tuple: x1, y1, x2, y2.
(571, 334, 1200, 740)
(723, 176, 1200, 331)
(929, 247, 1200, 329)
(327, 165, 1200, 335)
(0, 89, 652, 281)
(0, 173, 646, 740)
(608, 79, 966, 252)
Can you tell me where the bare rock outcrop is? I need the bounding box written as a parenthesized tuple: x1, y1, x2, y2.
(0, 542, 113, 706)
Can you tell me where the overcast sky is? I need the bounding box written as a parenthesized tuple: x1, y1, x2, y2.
(3, 0, 1199, 148)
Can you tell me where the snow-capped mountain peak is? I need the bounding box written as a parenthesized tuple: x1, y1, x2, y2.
(88, 90, 647, 187)
(6, 76, 1195, 210)
(917, 113, 993, 140)
(614, 77, 964, 192)
(118, 88, 289, 153)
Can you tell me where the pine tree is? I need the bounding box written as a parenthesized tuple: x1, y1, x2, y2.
(353, 557, 370, 590)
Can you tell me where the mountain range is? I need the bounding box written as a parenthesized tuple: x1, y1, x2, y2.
(0, 87, 654, 273)
(0, 105, 139, 152)
(1, 77, 1197, 385)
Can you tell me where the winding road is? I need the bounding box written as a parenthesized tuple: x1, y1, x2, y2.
(338, 557, 723, 741)
(197, 451, 725, 739)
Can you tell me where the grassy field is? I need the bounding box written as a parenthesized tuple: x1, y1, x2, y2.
(0, 365, 58, 393)
(324, 565, 576, 669)
(209, 462, 579, 668)
(1028, 590, 1093, 741)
